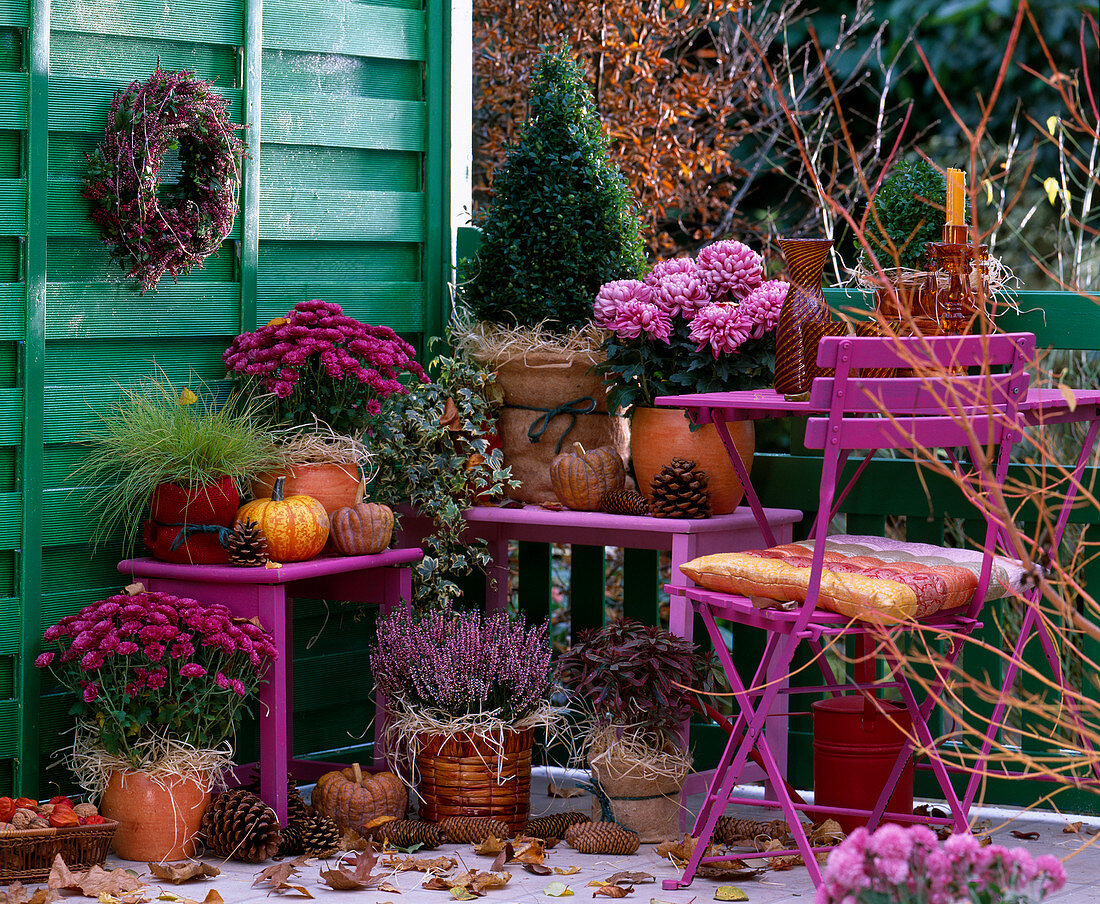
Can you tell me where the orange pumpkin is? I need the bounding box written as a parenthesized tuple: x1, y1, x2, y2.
(235, 476, 329, 562)
(311, 763, 407, 832)
(330, 502, 394, 555)
(549, 442, 626, 511)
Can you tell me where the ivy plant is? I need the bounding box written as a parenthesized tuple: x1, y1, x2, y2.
(368, 350, 517, 607)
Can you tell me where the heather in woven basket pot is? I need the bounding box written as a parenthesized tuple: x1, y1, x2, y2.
(370, 606, 558, 832)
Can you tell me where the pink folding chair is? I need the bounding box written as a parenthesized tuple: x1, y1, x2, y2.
(664, 331, 1036, 889)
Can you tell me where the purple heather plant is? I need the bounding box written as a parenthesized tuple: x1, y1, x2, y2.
(83, 66, 246, 292)
(37, 591, 277, 768)
(370, 606, 552, 722)
(595, 241, 786, 413)
(818, 824, 1067, 904)
(224, 299, 428, 437)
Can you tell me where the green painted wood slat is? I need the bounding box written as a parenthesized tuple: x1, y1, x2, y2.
(258, 188, 423, 240)
(0, 0, 29, 28)
(261, 92, 425, 151)
(0, 73, 28, 129)
(264, 0, 425, 61)
(0, 177, 26, 234)
(0, 285, 25, 340)
(51, 0, 242, 48)
(48, 76, 243, 133)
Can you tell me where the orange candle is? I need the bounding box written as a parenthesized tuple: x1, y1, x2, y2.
(946, 168, 965, 226)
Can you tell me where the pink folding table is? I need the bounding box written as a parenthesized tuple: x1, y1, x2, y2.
(117, 549, 422, 824)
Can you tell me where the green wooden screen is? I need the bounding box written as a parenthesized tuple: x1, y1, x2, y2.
(1, 0, 452, 793)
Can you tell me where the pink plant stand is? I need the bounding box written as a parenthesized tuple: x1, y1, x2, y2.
(117, 549, 422, 825)
(402, 504, 802, 793)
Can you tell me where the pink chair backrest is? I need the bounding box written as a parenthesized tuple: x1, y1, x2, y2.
(804, 333, 1034, 451)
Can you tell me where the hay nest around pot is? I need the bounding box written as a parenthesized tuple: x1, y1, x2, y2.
(449, 315, 607, 370)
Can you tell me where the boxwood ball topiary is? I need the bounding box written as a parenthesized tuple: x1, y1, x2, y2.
(463, 44, 645, 331)
(864, 158, 949, 271)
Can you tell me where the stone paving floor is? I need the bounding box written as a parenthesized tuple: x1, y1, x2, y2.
(84, 769, 1100, 904)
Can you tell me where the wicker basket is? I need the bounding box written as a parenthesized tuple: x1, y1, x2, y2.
(0, 820, 118, 885)
(415, 728, 533, 837)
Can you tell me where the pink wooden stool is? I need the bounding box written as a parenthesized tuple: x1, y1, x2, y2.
(118, 549, 422, 824)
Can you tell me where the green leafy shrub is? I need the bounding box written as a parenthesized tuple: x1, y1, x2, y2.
(368, 351, 517, 607)
(865, 158, 949, 270)
(462, 44, 646, 331)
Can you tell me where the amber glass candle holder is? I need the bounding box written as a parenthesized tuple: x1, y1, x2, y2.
(925, 242, 988, 336)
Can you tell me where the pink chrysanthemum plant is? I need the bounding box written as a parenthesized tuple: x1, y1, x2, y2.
(818, 823, 1067, 904)
(595, 240, 787, 413)
(224, 299, 429, 439)
(37, 589, 277, 789)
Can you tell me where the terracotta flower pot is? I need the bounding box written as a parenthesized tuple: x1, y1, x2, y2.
(250, 462, 361, 514)
(630, 406, 754, 515)
(99, 769, 210, 862)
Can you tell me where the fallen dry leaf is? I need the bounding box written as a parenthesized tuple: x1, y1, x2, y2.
(604, 873, 653, 887)
(340, 828, 373, 852)
(554, 867, 581, 876)
(253, 857, 315, 897)
(318, 849, 386, 891)
(148, 863, 220, 885)
(157, 891, 223, 904)
(489, 845, 512, 873)
(449, 890, 475, 902)
(547, 783, 584, 799)
(1064, 822, 1082, 834)
(713, 888, 748, 902)
(523, 864, 552, 876)
(473, 836, 507, 857)
(511, 839, 546, 865)
(593, 886, 631, 898)
(0, 883, 58, 904)
(376, 882, 402, 895)
(422, 877, 452, 892)
(48, 856, 145, 899)
(384, 856, 457, 873)
(1010, 830, 1041, 840)
(545, 882, 574, 897)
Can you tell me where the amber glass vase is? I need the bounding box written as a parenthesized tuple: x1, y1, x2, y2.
(774, 237, 834, 399)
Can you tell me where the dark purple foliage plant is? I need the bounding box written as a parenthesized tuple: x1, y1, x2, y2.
(556, 619, 711, 748)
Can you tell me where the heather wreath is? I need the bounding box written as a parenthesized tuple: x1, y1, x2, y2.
(370, 606, 552, 723)
(818, 823, 1066, 904)
(83, 66, 245, 292)
(224, 299, 428, 437)
(596, 240, 785, 413)
(36, 590, 277, 769)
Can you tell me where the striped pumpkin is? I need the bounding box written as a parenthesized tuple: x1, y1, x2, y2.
(235, 476, 329, 562)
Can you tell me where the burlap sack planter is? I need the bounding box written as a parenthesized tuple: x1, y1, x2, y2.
(491, 349, 628, 504)
(589, 750, 689, 843)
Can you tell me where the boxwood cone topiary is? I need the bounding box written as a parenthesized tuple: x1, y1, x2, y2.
(864, 159, 949, 271)
(462, 44, 646, 330)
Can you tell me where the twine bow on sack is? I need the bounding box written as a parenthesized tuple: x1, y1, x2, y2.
(508, 395, 603, 453)
(164, 522, 234, 551)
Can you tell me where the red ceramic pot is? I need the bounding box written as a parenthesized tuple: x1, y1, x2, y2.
(100, 769, 210, 862)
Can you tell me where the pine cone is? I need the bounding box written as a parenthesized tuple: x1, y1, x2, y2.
(242, 769, 310, 826)
(525, 811, 591, 841)
(438, 816, 511, 844)
(599, 489, 650, 516)
(278, 822, 304, 857)
(226, 519, 270, 566)
(201, 789, 281, 863)
(368, 819, 443, 850)
(649, 458, 711, 518)
(564, 821, 640, 855)
(715, 816, 789, 844)
(301, 814, 341, 858)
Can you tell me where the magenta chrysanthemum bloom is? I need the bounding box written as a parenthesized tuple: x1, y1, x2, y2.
(609, 299, 672, 342)
(689, 303, 752, 357)
(35, 651, 54, 668)
(654, 271, 710, 319)
(739, 279, 788, 337)
(83, 682, 100, 703)
(644, 256, 696, 286)
(594, 279, 652, 329)
(180, 663, 207, 679)
(695, 239, 763, 301)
